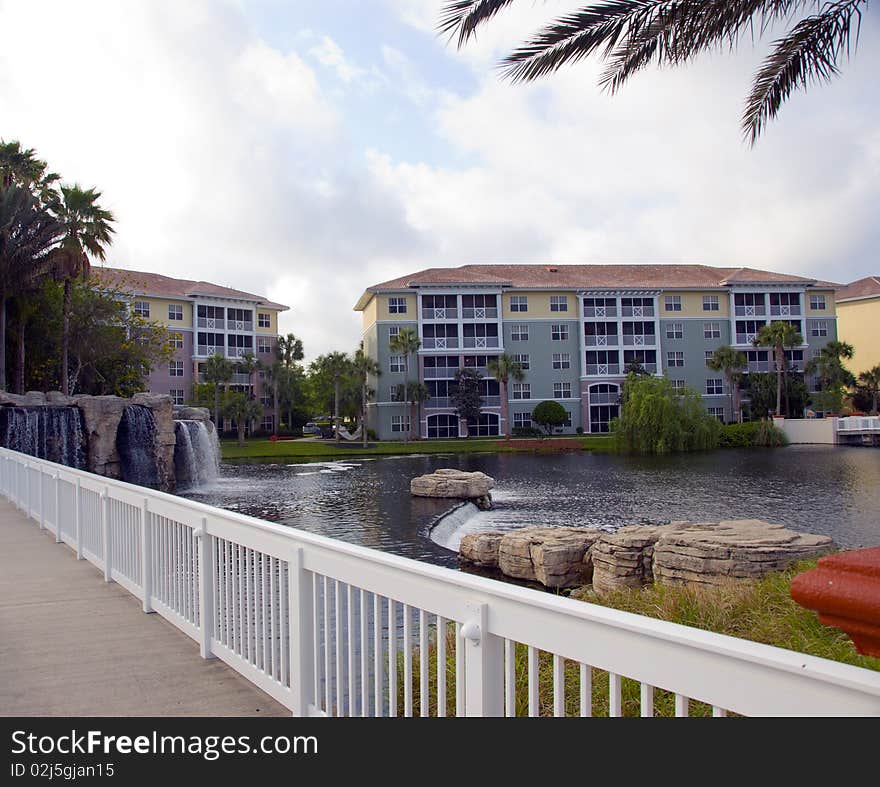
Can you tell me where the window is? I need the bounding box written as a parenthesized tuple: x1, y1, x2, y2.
(552, 353, 571, 370)
(388, 297, 407, 314)
(513, 412, 532, 429)
(134, 301, 150, 318)
(553, 382, 572, 399)
(168, 304, 183, 321)
(389, 385, 401, 402)
(706, 379, 723, 395)
(257, 337, 271, 353)
(169, 389, 184, 405)
(666, 323, 683, 340)
(512, 354, 530, 370)
(665, 295, 682, 312)
(389, 355, 405, 374)
(810, 294, 827, 310)
(511, 383, 530, 400)
(511, 324, 529, 341)
(227, 334, 253, 355)
(811, 320, 828, 337)
(388, 325, 400, 339)
(551, 324, 569, 341)
(427, 414, 458, 438)
(258, 313, 271, 328)
(562, 411, 573, 428)
(169, 361, 184, 377)
(227, 308, 253, 325)
(703, 322, 721, 339)
(705, 351, 715, 367)
(391, 415, 410, 433)
(708, 407, 724, 421)
(666, 351, 684, 368)
(550, 295, 568, 312)
(258, 370, 266, 380)
(703, 295, 719, 311)
(170, 332, 184, 349)
(261, 415, 274, 432)
(671, 380, 686, 393)
(583, 297, 617, 317)
(509, 295, 528, 312)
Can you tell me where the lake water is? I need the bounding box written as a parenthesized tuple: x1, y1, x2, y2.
(180, 446, 880, 569)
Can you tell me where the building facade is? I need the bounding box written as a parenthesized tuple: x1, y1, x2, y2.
(836, 276, 880, 376)
(354, 265, 838, 439)
(93, 267, 289, 432)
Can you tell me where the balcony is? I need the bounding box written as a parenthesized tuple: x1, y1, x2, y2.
(422, 308, 458, 320)
(231, 373, 252, 384)
(770, 305, 801, 317)
(422, 337, 459, 350)
(196, 344, 224, 357)
(228, 319, 253, 331)
(227, 347, 253, 358)
(197, 317, 225, 329)
(736, 333, 758, 345)
(734, 305, 766, 317)
(748, 361, 771, 373)
(621, 306, 654, 318)
(482, 396, 501, 407)
(461, 307, 498, 319)
(622, 335, 656, 346)
(425, 397, 453, 409)
(424, 366, 458, 379)
(583, 306, 617, 318)
(586, 364, 622, 376)
(463, 337, 500, 349)
(585, 335, 618, 347)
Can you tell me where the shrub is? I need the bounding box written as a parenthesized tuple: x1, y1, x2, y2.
(531, 401, 568, 436)
(719, 421, 787, 448)
(576, 426, 583, 435)
(512, 425, 542, 438)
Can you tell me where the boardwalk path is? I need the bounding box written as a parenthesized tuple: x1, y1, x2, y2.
(0, 500, 287, 716)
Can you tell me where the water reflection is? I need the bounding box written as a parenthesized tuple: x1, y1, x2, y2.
(180, 446, 880, 568)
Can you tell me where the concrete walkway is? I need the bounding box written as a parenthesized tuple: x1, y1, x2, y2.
(0, 500, 288, 716)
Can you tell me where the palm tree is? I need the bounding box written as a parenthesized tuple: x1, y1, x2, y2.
(389, 327, 421, 443)
(708, 346, 748, 424)
(49, 185, 115, 395)
(276, 333, 304, 368)
(440, 0, 869, 142)
(487, 353, 525, 439)
(806, 340, 856, 414)
(0, 140, 57, 193)
(352, 346, 381, 447)
(396, 381, 431, 441)
(753, 321, 804, 416)
(0, 185, 64, 390)
(223, 392, 264, 448)
(858, 365, 880, 415)
(204, 352, 235, 429)
(323, 351, 353, 443)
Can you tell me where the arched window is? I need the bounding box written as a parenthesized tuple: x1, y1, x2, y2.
(466, 412, 500, 437)
(427, 414, 459, 439)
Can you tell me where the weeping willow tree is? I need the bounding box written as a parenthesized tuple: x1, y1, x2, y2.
(614, 374, 720, 454)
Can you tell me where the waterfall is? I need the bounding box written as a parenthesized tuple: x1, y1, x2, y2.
(0, 406, 86, 469)
(174, 419, 220, 489)
(116, 405, 160, 487)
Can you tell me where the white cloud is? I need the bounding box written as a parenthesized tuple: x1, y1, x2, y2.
(308, 35, 365, 85)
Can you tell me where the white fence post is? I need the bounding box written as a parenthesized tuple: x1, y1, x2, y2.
(196, 516, 214, 659)
(54, 472, 61, 543)
(36, 465, 43, 528)
(462, 602, 504, 717)
(141, 498, 152, 612)
(75, 478, 83, 560)
(101, 486, 111, 582)
(289, 547, 315, 717)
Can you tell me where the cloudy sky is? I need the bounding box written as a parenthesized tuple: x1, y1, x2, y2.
(2, 0, 878, 361)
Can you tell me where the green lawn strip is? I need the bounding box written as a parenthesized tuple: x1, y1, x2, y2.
(221, 435, 614, 461)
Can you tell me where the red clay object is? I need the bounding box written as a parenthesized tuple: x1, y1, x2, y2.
(790, 547, 880, 657)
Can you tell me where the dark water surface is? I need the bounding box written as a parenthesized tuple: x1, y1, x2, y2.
(180, 447, 880, 569)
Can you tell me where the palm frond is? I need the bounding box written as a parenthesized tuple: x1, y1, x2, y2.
(742, 0, 865, 144)
(438, 0, 517, 46)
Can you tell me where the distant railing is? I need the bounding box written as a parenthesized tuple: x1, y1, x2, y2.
(461, 307, 498, 319)
(3, 447, 879, 717)
(424, 367, 458, 379)
(586, 364, 621, 376)
(734, 306, 766, 317)
(422, 308, 458, 320)
(748, 361, 772, 373)
(622, 335, 655, 346)
(197, 317, 225, 329)
(423, 338, 459, 350)
(836, 416, 880, 433)
(197, 345, 224, 357)
(585, 335, 616, 347)
(425, 397, 453, 409)
(770, 305, 801, 317)
(463, 337, 500, 349)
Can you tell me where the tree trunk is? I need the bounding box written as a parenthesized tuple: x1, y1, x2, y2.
(0, 288, 6, 391)
(775, 347, 783, 416)
(61, 279, 71, 395)
(402, 357, 409, 444)
(237, 420, 245, 448)
(214, 386, 220, 432)
(16, 320, 25, 394)
(334, 379, 341, 443)
(362, 381, 368, 448)
(273, 382, 279, 436)
(501, 378, 510, 439)
(873, 390, 878, 415)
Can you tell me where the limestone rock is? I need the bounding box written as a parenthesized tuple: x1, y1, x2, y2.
(0, 392, 27, 406)
(45, 391, 75, 406)
(73, 395, 127, 478)
(174, 406, 211, 422)
(497, 527, 602, 588)
(459, 531, 504, 568)
(411, 469, 495, 500)
(652, 519, 835, 587)
(24, 391, 46, 405)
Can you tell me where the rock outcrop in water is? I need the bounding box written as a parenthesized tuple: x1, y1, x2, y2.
(411, 469, 495, 510)
(459, 520, 835, 592)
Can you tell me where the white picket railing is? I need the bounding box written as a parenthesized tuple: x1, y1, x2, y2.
(2, 446, 879, 717)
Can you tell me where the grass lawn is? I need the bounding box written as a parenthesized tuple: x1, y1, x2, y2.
(221, 434, 615, 461)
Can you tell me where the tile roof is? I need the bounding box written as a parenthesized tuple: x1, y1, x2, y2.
(837, 276, 880, 302)
(92, 266, 289, 311)
(355, 264, 830, 308)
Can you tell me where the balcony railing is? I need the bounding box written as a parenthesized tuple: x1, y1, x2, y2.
(425, 397, 452, 409)
(586, 364, 621, 376)
(461, 307, 498, 319)
(424, 367, 458, 379)
(770, 305, 801, 317)
(621, 306, 654, 318)
(589, 391, 620, 405)
(227, 347, 253, 358)
(463, 337, 500, 349)
(747, 361, 771, 373)
(422, 308, 458, 320)
(622, 335, 656, 346)
(583, 307, 617, 318)
(231, 373, 252, 384)
(734, 306, 766, 317)
(422, 338, 459, 350)
(736, 333, 758, 345)
(482, 396, 501, 407)
(196, 344, 224, 357)
(585, 335, 617, 347)
(3, 448, 879, 718)
(197, 317, 225, 329)
(228, 319, 253, 331)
